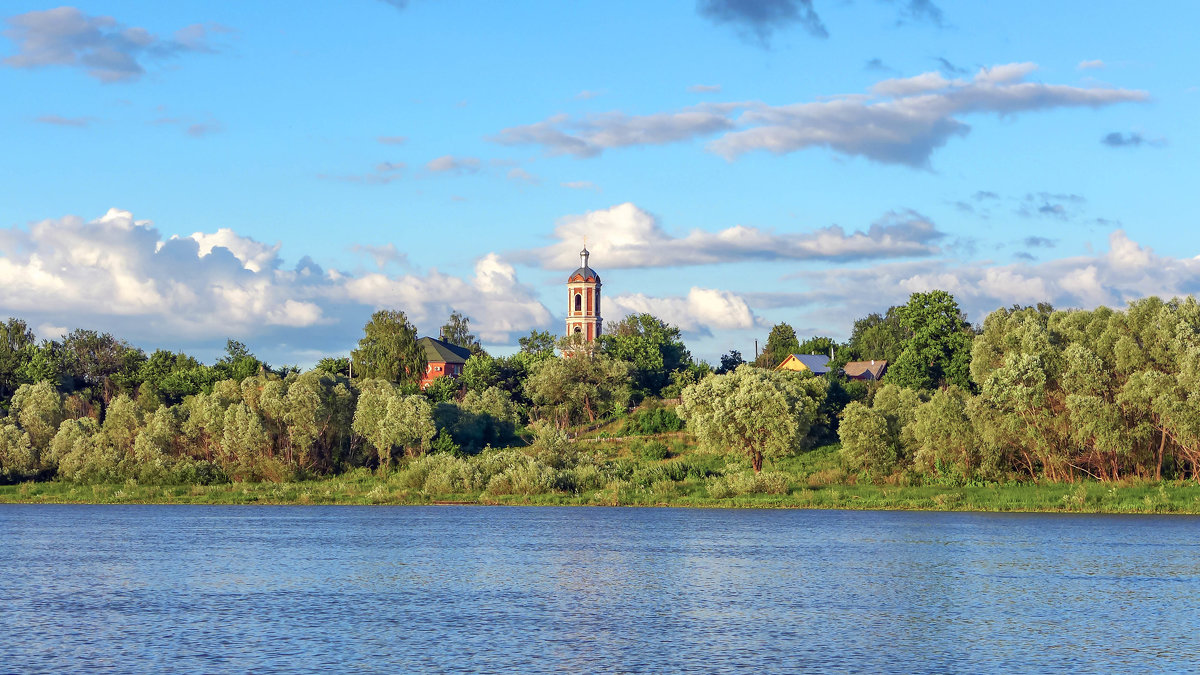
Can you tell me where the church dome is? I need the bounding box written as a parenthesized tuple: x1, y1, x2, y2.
(568, 246, 600, 283)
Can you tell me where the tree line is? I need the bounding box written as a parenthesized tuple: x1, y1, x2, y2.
(0, 309, 705, 484)
(3, 290, 1199, 486)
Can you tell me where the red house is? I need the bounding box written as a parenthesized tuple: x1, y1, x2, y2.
(418, 336, 473, 389)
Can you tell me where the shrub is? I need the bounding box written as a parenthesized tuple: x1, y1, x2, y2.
(639, 440, 671, 461)
(625, 407, 685, 435)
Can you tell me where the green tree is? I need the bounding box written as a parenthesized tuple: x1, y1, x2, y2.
(678, 365, 826, 472)
(797, 336, 838, 357)
(316, 357, 351, 378)
(0, 423, 35, 478)
(0, 318, 36, 398)
(887, 291, 974, 391)
(18, 340, 68, 389)
(11, 381, 65, 459)
(62, 329, 130, 398)
(284, 369, 353, 471)
(440, 311, 485, 355)
(910, 386, 978, 478)
(352, 379, 436, 468)
(460, 354, 499, 394)
(844, 309, 907, 364)
(351, 310, 426, 387)
(716, 350, 744, 375)
(525, 353, 632, 427)
(214, 339, 266, 382)
(838, 402, 895, 475)
(756, 323, 800, 369)
(518, 330, 557, 360)
(597, 313, 690, 397)
(423, 374, 460, 403)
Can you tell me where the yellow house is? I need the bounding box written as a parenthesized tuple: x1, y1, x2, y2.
(774, 354, 831, 375)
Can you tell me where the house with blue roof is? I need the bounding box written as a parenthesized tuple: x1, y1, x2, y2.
(774, 353, 831, 376)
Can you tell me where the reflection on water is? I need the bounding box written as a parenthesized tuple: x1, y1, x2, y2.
(1, 506, 1197, 673)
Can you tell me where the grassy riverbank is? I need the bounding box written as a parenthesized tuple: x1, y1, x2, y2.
(4, 439, 1200, 513)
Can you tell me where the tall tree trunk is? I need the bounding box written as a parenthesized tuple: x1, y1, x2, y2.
(1156, 427, 1166, 481)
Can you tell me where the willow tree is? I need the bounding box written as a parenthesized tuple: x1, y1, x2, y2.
(524, 352, 631, 427)
(352, 379, 436, 469)
(679, 365, 826, 472)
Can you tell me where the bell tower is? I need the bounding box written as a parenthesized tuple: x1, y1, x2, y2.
(566, 245, 602, 342)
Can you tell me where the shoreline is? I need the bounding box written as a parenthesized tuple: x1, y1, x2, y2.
(4, 479, 1199, 515)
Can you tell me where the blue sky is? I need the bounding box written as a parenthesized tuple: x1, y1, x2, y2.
(2, 1, 1197, 366)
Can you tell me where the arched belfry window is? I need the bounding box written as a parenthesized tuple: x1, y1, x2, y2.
(573, 326, 582, 334)
(574, 293, 582, 312)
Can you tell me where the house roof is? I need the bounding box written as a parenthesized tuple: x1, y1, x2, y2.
(419, 336, 473, 364)
(843, 360, 888, 379)
(778, 353, 831, 375)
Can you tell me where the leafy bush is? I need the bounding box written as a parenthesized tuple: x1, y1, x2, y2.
(624, 407, 684, 435)
(638, 440, 671, 461)
(706, 471, 792, 497)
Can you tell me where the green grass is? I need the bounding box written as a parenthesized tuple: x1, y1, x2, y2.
(4, 439, 1200, 513)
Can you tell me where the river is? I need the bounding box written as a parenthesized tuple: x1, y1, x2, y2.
(1, 505, 1196, 673)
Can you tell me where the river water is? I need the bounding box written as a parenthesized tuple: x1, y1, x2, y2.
(1, 505, 1196, 673)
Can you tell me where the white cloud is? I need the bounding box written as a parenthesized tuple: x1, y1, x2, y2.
(758, 230, 1200, 326)
(492, 63, 1147, 168)
(0, 209, 554, 357)
(511, 202, 944, 270)
(491, 108, 738, 158)
(189, 228, 281, 273)
(2, 7, 225, 83)
(336, 254, 551, 342)
(608, 287, 761, 336)
(1078, 59, 1106, 70)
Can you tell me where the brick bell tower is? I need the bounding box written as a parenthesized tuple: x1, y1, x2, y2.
(566, 244, 602, 342)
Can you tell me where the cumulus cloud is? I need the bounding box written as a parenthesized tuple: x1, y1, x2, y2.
(0, 209, 553, 360)
(492, 64, 1146, 168)
(608, 287, 762, 336)
(697, 0, 827, 44)
(2, 7, 226, 83)
(334, 254, 551, 342)
(1078, 59, 1105, 70)
(761, 230, 1200, 327)
(426, 155, 481, 174)
(511, 202, 944, 270)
